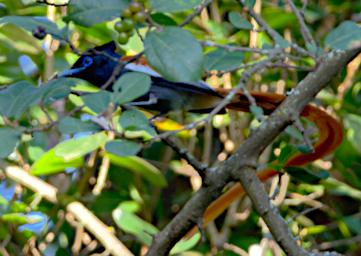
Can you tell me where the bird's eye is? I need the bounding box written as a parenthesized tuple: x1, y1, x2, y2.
(82, 56, 93, 67)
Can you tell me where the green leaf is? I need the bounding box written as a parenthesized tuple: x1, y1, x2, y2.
(112, 72, 151, 105)
(286, 166, 329, 184)
(325, 21, 361, 50)
(106, 154, 167, 187)
(285, 126, 304, 141)
(40, 77, 77, 105)
(120, 109, 156, 136)
(54, 132, 109, 161)
(205, 48, 244, 71)
(113, 207, 158, 245)
(144, 27, 204, 82)
(113, 204, 199, 252)
(170, 234, 201, 255)
(295, 144, 313, 154)
(0, 81, 40, 118)
(322, 178, 361, 201)
(244, 0, 256, 9)
(0, 127, 21, 158)
(150, 13, 177, 26)
(58, 117, 100, 134)
(228, 12, 253, 30)
(81, 91, 112, 114)
(344, 114, 361, 154)
(150, 0, 202, 13)
(0, 16, 64, 38)
(31, 149, 83, 175)
(105, 140, 142, 156)
(66, 0, 129, 26)
(279, 144, 299, 165)
(1, 213, 28, 225)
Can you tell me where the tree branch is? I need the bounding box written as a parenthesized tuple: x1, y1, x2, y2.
(146, 47, 361, 256)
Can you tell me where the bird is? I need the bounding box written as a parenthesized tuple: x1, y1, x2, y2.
(58, 41, 343, 238)
(57, 41, 226, 115)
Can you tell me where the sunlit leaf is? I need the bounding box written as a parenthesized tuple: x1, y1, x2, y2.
(120, 109, 156, 136)
(170, 234, 201, 255)
(31, 149, 83, 175)
(106, 154, 167, 187)
(54, 132, 109, 161)
(113, 206, 158, 245)
(322, 178, 361, 201)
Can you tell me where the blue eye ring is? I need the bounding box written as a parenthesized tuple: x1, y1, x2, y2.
(82, 56, 93, 67)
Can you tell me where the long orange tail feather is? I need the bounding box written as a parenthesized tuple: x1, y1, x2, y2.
(185, 90, 343, 238)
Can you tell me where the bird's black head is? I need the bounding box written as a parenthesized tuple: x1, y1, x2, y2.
(58, 41, 121, 87)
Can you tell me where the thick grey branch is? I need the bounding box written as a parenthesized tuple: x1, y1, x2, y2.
(146, 48, 360, 256)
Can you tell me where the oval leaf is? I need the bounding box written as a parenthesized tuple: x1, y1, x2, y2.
(120, 109, 156, 136)
(150, 0, 202, 13)
(112, 72, 151, 105)
(81, 91, 112, 114)
(106, 154, 167, 187)
(105, 140, 142, 157)
(31, 149, 83, 176)
(0, 81, 40, 119)
(0, 128, 21, 158)
(228, 12, 253, 30)
(0, 16, 63, 38)
(205, 48, 244, 71)
(58, 117, 100, 134)
(112, 207, 158, 245)
(325, 21, 361, 50)
(144, 27, 204, 82)
(55, 132, 109, 161)
(66, 0, 129, 27)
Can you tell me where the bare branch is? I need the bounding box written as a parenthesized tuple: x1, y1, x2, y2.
(146, 48, 361, 256)
(286, 0, 316, 46)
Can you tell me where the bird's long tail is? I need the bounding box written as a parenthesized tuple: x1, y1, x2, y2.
(185, 89, 343, 237)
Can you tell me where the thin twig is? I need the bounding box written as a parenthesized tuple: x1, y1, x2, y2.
(158, 134, 208, 178)
(201, 40, 272, 54)
(25, 105, 84, 133)
(286, 0, 316, 47)
(239, 0, 311, 57)
(179, 0, 213, 27)
(149, 55, 275, 142)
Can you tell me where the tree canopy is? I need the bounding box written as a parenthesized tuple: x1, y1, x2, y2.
(0, 0, 360, 255)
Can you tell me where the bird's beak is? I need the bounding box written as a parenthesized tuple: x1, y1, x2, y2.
(56, 66, 87, 78)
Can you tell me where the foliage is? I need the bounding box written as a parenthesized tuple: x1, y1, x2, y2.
(0, 0, 360, 255)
